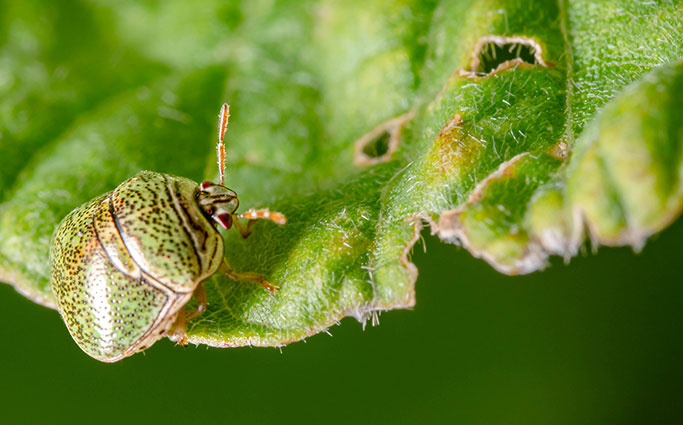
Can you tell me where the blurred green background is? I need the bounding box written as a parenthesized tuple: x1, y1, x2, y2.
(2, 220, 683, 424)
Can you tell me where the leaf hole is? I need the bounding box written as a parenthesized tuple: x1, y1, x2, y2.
(361, 131, 391, 159)
(354, 112, 414, 167)
(464, 36, 547, 77)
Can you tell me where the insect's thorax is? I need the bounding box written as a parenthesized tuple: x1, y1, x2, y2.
(110, 171, 225, 292)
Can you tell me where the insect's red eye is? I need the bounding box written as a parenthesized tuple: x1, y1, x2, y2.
(200, 181, 214, 190)
(215, 213, 232, 230)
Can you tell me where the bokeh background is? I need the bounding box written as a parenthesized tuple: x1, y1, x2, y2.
(2, 219, 683, 424)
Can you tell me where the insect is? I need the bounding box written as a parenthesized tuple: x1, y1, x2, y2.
(50, 104, 285, 362)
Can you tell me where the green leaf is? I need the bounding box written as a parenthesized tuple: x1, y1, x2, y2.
(0, 0, 681, 350)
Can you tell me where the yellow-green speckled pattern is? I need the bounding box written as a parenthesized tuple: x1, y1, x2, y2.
(93, 196, 141, 278)
(111, 171, 223, 293)
(50, 171, 227, 361)
(50, 194, 169, 362)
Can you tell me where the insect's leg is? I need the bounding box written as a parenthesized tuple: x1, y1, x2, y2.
(237, 208, 286, 224)
(231, 216, 257, 239)
(233, 209, 286, 239)
(168, 309, 188, 345)
(185, 283, 207, 321)
(219, 258, 279, 292)
(167, 284, 207, 345)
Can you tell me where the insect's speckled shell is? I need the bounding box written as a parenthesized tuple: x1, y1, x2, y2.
(50, 171, 224, 362)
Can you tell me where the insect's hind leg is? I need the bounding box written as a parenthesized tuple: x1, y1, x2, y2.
(219, 258, 278, 292)
(185, 283, 207, 321)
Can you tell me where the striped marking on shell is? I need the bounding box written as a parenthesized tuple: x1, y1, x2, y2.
(50, 193, 172, 361)
(111, 172, 222, 293)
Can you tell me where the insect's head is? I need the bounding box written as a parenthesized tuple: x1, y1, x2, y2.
(195, 103, 240, 230)
(197, 181, 239, 230)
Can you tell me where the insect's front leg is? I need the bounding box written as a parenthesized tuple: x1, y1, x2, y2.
(231, 216, 257, 239)
(233, 209, 286, 239)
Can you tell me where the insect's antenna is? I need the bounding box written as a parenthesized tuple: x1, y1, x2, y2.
(217, 103, 230, 186)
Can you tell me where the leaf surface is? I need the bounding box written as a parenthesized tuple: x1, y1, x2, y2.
(0, 0, 681, 348)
